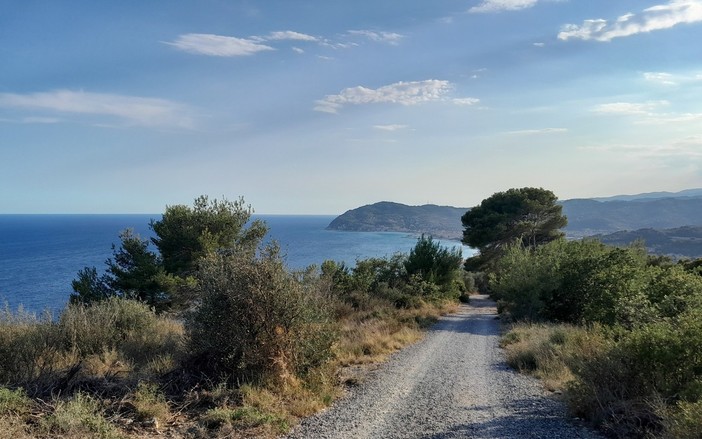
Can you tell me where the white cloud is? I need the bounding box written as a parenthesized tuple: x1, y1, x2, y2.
(373, 124, 409, 131)
(644, 72, 678, 85)
(453, 97, 481, 106)
(292, 47, 305, 54)
(166, 33, 274, 56)
(469, 0, 539, 13)
(0, 90, 192, 128)
(347, 30, 405, 45)
(314, 80, 476, 113)
(533, 42, 545, 47)
(592, 101, 669, 115)
(559, 0, 702, 42)
(263, 31, 318, 42)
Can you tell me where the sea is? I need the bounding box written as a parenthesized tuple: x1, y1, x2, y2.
(0, 214, 475, 314)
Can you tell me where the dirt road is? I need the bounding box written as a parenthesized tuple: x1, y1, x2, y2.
(283, 295, 601, 439)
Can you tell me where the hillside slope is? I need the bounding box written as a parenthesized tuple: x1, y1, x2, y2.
(562, 198, 702, 237)
(327, 202, 467, 240)
(591, 226, 702, 258)
(328, 196, 702, 243)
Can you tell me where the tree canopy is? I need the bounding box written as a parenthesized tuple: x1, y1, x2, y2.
(151, 195, 267, 276)
(462, 187, 567, 269)
(71, 195, 267, 310)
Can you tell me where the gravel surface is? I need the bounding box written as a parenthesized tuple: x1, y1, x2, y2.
(283, 295, 603, 439)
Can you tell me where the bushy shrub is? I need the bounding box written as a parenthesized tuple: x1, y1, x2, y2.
(130, 381, 169, 422)
(187, 247, 338, 384)
(40, 392, 124, 439)
(569, 309, 702, 438)
(0, 298, 183, 394)
(0, 387, 32, 416)
(59, 297, 184, 367)
(404, 235, 463, 293)
(0, 306, 62, 387)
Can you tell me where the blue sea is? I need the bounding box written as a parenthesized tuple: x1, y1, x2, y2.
(0, 215, 474, 313)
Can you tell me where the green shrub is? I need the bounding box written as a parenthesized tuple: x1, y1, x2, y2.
(131, 381, 169, 421)
(201, 406, 288, 431)
(0, 387, 32, 416)
(187, 247, 338, 384)
(666, 399, 702, 439)
(404, 235, 463, 295)
(40, 392, 124, 439)
(569, 309, 702, 438)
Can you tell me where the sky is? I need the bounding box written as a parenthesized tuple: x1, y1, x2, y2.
(2, 0, 702, 214)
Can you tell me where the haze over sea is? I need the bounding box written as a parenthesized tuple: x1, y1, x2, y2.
(0, 214, 474, 313)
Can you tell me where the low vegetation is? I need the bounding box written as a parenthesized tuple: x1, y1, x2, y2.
(459, 187, 702, 438)
(0, 197, 468, 438)
(491, 236, 702, 438)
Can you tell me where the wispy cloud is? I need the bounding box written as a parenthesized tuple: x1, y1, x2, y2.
(469, 0, 549, 13)
(644, 72, 678, 85)
(559, 0, 702, 42)
(506, 127, 568, 135)
(581, 136, 702, 160)
(347, 30, 405, 45)
(168, 29, 398, 57)
(0, 90, 193, 128)
(592, 101, 669, 115)
(373, 124, 409, 131)
(314, 80, 479, 113)
(453, 97, 480, 106)
(262, 31, 318, 42)
(592, 100, 702, 125)
(643, 70, 702, 86)
(0, 116, 62, 124)
(166, 33, 274, 56)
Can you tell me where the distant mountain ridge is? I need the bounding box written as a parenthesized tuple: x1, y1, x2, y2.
(328, 190, 702, 250)
(591, 188, 702, 202)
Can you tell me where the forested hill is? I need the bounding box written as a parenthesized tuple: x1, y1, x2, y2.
(327, 202, 467, 240)
(328, 194, 702, 243)
(591, 226, 702, 258)
(562, 197, 702, 237)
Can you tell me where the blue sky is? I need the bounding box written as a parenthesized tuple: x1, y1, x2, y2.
(2, 0, 702, 214)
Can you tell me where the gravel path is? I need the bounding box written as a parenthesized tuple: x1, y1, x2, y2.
(283, 295, 603, 439)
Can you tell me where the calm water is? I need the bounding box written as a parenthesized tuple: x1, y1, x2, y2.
(0, 214, 474, 313)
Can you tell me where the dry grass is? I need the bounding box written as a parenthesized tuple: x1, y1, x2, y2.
(335, 300, 455, 366)
(0, 295, 457, 439)
(39, 392, 125, 439)
(501, 322, 607, 392)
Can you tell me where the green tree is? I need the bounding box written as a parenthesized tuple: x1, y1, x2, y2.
(462, 187, 567, 269)
(71, 230, 165, 307)
(71, 195, 267, 310)
(404, 235, 463, 293)
(104, 230, 165, 305)
(70, 267, 112, 305)
(151, 195, 268, 276)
